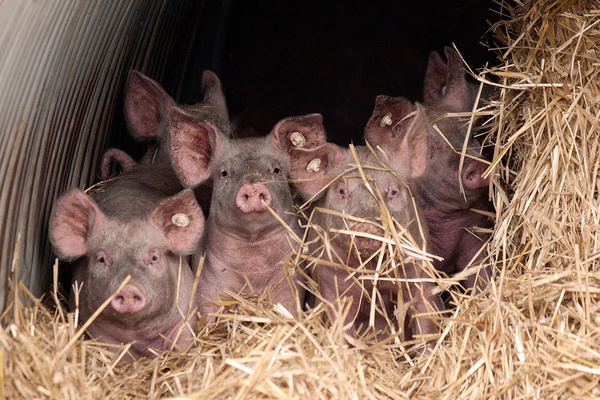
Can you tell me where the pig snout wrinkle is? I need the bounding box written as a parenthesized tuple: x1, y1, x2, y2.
(236, 181, 272, 213)
(111, 284, 146, 314)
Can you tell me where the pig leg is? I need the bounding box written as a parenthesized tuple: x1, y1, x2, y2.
(456, 231, 491, 293)
(400, 263, 443, 346)
(313, 264, 361, 332)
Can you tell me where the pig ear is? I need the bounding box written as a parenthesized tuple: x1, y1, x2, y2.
(290, 143, 346, 198)
(201, 70, 230, 123)
(125, 70, 174, 139)
(270, 113, 327, 155)
(462, 159, 490, 190)
(364, 95, 414, 147)
(100, 148, 138, 181)
(423, 50, 448, 104)
(150, 189, 205, 255)
(50, 189, 105, 260)
(441, 47, 473, 110)
(386, 105, 430, 179)
(169, 109, 224, 187)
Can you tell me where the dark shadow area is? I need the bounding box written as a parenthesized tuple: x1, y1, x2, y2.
(180, 0, 499, 145)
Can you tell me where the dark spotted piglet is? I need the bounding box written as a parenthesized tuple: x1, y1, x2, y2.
(290, 112, 443, 345)
(169, 111, 326, 319)
(365, 47, 492, 292)
(50, 165, 204, 361)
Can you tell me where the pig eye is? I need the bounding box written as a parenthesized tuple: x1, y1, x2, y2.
(151, 255, 158, 262)
(337, 183, 349, 199)
(219, 169, 228, 179)
(273, 166, 281, 175)
(95, 252, 108, 266)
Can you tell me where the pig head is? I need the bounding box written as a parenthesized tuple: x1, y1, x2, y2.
(289, 124, 442, 346)
(364, 49, 493, 292)
(168, 112, 325, 319)
(50, 177, 204, 361)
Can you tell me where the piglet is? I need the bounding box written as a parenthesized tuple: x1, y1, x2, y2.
(50, 165, 204, 361)
(365, 47, 492, 292)
(290, 111, 443, 345)
(169, 111, 326, 319)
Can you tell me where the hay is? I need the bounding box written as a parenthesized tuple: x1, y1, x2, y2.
(3, 0, 600, 398)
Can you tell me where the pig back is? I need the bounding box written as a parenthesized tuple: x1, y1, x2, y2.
(89, 164, 185, 219)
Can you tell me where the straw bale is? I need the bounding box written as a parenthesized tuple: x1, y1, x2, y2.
(3, 0, 600, 398)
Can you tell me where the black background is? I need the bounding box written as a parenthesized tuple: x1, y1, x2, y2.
(180, 0, 499, 145)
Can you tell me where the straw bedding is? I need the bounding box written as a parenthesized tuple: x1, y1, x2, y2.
(2, 0, 600, 398)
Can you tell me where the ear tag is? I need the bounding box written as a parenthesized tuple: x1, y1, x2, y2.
(380, 112, 393, 127)
(171, 213, 190, 227)
(290, 131, 306, 148)
(306, 158, 321, 173)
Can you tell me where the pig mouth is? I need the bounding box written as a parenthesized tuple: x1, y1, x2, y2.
(351, 223, 384, 254)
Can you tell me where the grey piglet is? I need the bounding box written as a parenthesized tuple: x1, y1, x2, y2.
(169, 111, 326, 320)
(50, 165, 204, 361)
(290, 112, 443, 346)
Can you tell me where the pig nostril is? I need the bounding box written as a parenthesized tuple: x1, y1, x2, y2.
(243, 194, 249, 201)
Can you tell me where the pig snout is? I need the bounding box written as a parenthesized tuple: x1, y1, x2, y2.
(353, 223, 383, 253)
(462, 159, 490, 190)
(236, 181, 272, 213)
(111, 284, 147, 314)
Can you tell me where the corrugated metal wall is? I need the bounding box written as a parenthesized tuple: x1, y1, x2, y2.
(0, 0, 207, 311)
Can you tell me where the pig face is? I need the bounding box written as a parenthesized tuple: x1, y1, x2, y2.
(208, 136, 295, 238)
(293, 145, 420, 257)
(124, 70, 231, 165)
(50, 188, 204, 359)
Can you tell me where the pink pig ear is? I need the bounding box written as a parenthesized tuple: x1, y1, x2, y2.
(423, 50, 449, 104)
(289, 143, 346, 198)
(49, 189, 105, 260)
(364, 95, 414, 147)
(169, 109, 224, 187)
(386, 105, 430, 179)
(201, 70, 229, 122)
(150, 189, 205, 255)
(125, 70, 174, 139)
(270, 113, 327, 155)
(442, 46, 473, 111)
(100, 148, 138, 181)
